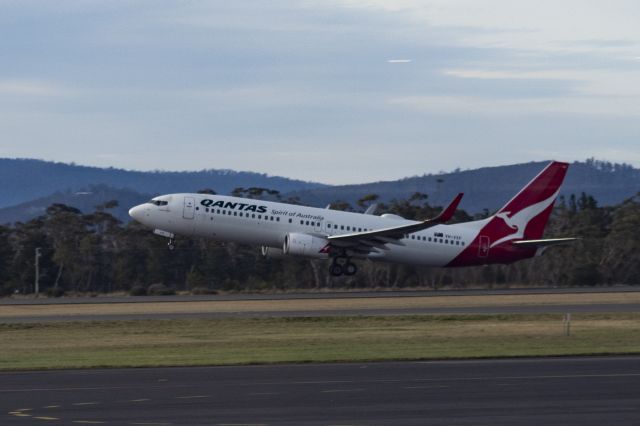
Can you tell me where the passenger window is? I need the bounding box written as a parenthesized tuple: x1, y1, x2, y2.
(271, 217, 274, 221)
(277, 217, 280, 222)
(289, 218, 292, 223)
(341, 225, 344, 230)
(258, 215, 262, 219)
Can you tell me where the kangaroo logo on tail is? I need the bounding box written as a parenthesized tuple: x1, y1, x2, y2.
(490, 189, 560, 248)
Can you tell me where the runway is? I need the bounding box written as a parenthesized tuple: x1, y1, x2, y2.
(3, 286, 640, 305)
(2, 357, 639, 425)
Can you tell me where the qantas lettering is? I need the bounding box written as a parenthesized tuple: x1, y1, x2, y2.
(201, 199, 267, 213)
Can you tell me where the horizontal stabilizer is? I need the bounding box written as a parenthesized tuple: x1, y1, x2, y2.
(512, 237, 579, 248)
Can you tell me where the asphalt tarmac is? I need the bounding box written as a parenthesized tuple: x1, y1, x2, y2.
(2, 356, 639, 425)
(3, 286, 640, 305)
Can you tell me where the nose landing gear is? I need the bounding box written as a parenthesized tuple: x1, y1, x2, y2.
(153, 229, 176, 250)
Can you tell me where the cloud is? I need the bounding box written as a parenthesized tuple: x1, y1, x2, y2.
(0, 1, 639, 182)
(388, 93, 640, 117)
(0, 80, 66, 97)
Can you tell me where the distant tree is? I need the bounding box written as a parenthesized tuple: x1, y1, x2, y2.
(95, 200, 119, 211)
(329, 201, 354, 212)
(356, 194, 379, 210)
(232, 187, 280, 200)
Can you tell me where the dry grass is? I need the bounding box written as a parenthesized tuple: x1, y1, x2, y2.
(1, 292, 639, 319)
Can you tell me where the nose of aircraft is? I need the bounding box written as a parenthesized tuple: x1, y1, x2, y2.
(128, 204, 145, 222)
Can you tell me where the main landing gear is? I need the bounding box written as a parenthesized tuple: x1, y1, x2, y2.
(329, 256, 358, 277)
(167, 238, 176, 251)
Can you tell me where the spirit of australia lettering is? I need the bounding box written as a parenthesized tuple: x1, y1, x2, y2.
(200, 199, 267, 213)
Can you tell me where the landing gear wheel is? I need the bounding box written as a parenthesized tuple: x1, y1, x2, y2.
(330, 264, 343, 277)
(167, 239, 176, 251)
(344, 262, 358, 276)
(334, 256, 348, 266)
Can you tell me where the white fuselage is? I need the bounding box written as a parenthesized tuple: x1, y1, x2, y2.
(129, 193, 480, 267)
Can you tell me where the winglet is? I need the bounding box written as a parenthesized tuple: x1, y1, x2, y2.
(432, 193, 463, 223)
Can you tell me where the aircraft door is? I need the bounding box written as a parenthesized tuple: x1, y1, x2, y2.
(325, 221, 334, 235)
(314, 220, 323, 233)
(478, 235, 490, 258)
(183, 196, 195, 219)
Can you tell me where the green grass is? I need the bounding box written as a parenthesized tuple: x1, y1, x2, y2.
(1, 314, 639, 370)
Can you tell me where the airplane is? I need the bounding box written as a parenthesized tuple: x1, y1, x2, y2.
(128, 161, 576, 276)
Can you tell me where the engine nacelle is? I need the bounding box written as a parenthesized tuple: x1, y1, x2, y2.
(282, 233, 330, 259)
(260, 246, 286, 259)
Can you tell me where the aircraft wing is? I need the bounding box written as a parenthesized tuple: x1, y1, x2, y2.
(327, 193, 463, 253)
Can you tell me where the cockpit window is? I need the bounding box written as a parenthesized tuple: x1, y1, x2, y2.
(148, 199, 169, 206)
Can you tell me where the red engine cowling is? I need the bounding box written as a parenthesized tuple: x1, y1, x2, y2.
(282, 233, 330, 259)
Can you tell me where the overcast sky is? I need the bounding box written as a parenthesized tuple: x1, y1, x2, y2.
(1, 0, 639, 184)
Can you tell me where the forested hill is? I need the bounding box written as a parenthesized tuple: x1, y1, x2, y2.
(0, 185, 150, 225)
(286, 159, 640, 214)
(0, 158, 326, 209)
(1, 158, 638, 223)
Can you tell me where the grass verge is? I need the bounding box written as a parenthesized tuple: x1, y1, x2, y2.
(1, 314, 639, 370)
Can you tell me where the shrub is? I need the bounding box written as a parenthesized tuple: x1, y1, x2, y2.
(190, 286, 218, 295)
(46, 287, 65, 298)
(129, 285, 147, 296)
(147, 283, 175, 296)
(0, 286, 15, 297)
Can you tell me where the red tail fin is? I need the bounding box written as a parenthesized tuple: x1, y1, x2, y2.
(492, 161, 569, 241)
(447, 161, 570, 267)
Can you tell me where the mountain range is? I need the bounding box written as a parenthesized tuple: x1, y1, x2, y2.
(1, 158, 638, 224)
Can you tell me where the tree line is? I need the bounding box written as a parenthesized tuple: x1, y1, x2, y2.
(0, 189, 638, 296)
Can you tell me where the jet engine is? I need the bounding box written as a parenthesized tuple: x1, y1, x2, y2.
(260, 246, 286, 259)
(282, 233, 330, 259)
